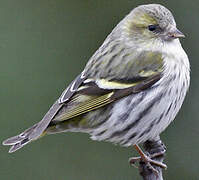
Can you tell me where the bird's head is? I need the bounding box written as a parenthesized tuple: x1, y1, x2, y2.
(121, 4, 184, 45)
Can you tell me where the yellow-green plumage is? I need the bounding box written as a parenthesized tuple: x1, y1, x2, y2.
(55, 92, 114, 121)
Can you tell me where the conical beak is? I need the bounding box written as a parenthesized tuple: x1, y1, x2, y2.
(168, 28, 185, 38)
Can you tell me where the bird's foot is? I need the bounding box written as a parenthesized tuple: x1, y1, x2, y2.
(129, 144, 167, 176)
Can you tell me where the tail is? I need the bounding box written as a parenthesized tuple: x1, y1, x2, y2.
(2, 123, 41, 153)
(3, 100, 63, 153)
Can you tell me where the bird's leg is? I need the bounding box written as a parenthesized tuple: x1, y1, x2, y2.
(129, 144, 167, 175)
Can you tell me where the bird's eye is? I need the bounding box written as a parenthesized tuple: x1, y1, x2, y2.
(148, 25, 158, 31)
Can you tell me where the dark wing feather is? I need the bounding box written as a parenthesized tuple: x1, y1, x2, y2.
(111, 73, 161, 100)
(58, 71, 86, 103)
(53, 73, 161, 122)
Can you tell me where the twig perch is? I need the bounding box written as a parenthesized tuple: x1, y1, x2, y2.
(138, 139, 166, 180)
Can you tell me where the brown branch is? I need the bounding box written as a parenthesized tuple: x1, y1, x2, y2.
(138, 139, 166, 180)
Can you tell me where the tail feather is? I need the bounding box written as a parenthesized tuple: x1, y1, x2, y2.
(2, 123, 38, 153)
(3, 100, 63, 153)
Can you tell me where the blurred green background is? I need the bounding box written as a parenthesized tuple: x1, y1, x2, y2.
(0, 0, 198, 179)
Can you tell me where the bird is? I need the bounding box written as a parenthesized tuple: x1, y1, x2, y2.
(3, 4, 190, 170)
